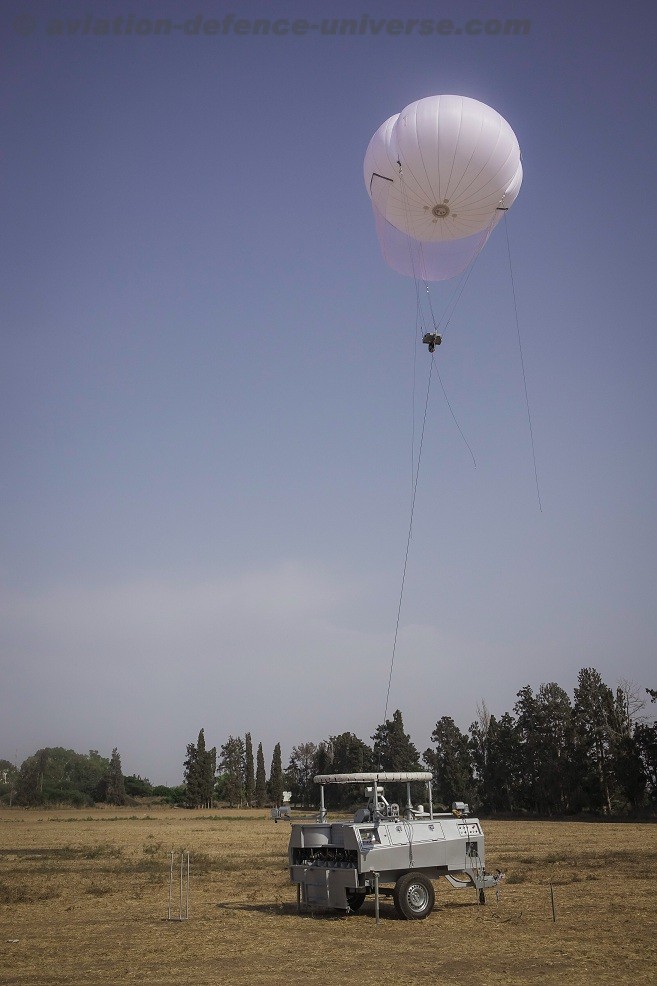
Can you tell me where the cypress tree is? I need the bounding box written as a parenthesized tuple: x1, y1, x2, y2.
(255, 743, 267, 807)
(184, 728, 212, 808)
(268, 742, 284, 806)
(203, 741, 217, 809)
(105, 748, 127, 806)
(245, 733, 255, 807)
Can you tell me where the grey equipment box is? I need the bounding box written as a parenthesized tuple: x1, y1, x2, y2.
(288, 771, 501, 920)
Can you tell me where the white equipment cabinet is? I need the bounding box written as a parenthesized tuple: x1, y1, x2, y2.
(287, 772, 501, 919)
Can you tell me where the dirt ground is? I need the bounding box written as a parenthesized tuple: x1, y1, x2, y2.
(0, 808, 655, 985)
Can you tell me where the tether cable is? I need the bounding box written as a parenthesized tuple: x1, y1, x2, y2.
(383, 354, 434, 723)
(434, 362, 477, 468)
(504, 216, 542, 512)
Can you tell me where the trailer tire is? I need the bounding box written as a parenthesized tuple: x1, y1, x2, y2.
(393, 873, 435, 920)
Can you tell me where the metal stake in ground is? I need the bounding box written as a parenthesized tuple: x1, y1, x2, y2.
(167, 851, 190, 921)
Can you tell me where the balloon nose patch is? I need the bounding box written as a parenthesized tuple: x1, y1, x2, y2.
(432, 204, 450, 218)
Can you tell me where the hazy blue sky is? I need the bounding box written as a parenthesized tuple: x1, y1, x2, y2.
(2, 0, 655, 784)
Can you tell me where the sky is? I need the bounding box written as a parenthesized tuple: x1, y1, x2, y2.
(1, 0, 656, 785)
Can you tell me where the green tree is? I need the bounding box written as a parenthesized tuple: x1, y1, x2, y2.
(514, 683, 579, 813)
(614, 733, 646, 810)
(0, 759, 17, 781)
(244, 733, 255, 807)
(313, 741, 331, 778)
(635, 689, 657, 806)
(372, 710, 420, 771)
(219, 736, 246, 807)
(255, 742, 267, 807)
(0, 760, 19, 806)
(424, 716, 474, 808)
(204, 741, 217, 808)
(124, 775, 153, 798)
(324, 732, 374, 774)
(471, 711, 523, 813)
(17, 750, 46, 805)
(287, 742, 318, 807)
(184, 735, 201, 807)
(634, 721, 657, 804)
(184, 729, 216, 808)
(535, 683, 580, 813)
(312, 732, 375, 809)
(151, 784, 186, 805)
(16, 748, 108, 807)
(268, 742, 284, 806)
(512, 685, 543, 811)
(573, 668, 619, 813)
(102, 748, 127, 805)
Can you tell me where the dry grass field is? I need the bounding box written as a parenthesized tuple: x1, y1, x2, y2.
(0, 807, 655, 985)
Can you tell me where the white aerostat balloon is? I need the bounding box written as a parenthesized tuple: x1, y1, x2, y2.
(364, 95, 522, 280)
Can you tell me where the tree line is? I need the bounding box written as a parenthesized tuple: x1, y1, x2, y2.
(0, 747, 139, 808)
(3, 668, 656, 815)
(184, 670, 657, 816)
(183, 730, 285, 809)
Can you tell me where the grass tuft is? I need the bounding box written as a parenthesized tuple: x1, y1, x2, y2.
(0, 881, 61, 904)
(85, 881, 113, 897)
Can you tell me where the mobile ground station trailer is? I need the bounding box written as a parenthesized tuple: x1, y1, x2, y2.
(285, 771, 501, 919)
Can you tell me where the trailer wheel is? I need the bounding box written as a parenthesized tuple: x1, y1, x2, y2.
(393, 873, 435, 920)
(346, 890, 367, 912)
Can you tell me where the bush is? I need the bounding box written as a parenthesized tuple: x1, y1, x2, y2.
(124, 775, 153, 798)
(151, 784, 186, 805)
